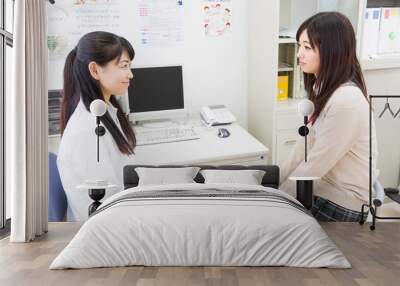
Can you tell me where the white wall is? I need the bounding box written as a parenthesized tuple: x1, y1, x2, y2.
(47, 1, 400, 188)
(48, 1, 249, 127)
(365, 69, 400, 187)
(248, 0, 279, 160)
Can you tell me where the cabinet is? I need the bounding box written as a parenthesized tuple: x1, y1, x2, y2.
(48, 90, 62, 136)
(277, 38, 304, 100)
(49, 135, 61, 154)
(276, 130, 298, 166)
(273, 99, 303, 166)
(48, 90, 62, 155)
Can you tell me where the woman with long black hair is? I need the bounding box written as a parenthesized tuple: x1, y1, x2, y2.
(57, 31, 136, 221)
(280, 12, 379, 222)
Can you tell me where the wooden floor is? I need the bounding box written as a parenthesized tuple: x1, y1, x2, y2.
(1, 222, 399, 286)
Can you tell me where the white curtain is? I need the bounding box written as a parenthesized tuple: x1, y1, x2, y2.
(9, 0, 48, 242)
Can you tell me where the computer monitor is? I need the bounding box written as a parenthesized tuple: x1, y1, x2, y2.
(127, 65, 185, 123)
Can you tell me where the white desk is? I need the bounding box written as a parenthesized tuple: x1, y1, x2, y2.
(49, 120, 269, 165)
(132, 120, 269, 165)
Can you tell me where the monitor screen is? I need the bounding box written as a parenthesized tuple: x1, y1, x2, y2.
(128, 66, 184, 114)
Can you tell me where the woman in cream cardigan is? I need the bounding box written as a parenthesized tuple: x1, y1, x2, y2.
(280, 12, 379, 222)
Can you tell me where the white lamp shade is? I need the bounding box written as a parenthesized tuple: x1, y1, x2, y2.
(298, 99, 315, 116)
(90, 99, 107, 117)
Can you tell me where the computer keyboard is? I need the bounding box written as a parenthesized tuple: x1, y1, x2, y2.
(135, 127, 200, 146)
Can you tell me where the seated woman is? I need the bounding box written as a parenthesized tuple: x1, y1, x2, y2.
(279, 12, 379, 222)
(57, 31, 136, 221)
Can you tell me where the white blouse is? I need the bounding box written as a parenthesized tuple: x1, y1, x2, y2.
(57, 100, 133, 221)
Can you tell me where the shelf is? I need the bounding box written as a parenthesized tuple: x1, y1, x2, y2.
(278, 62, 294, 72)
(361, 55, 400, 71)
(278, 67, 294, 72)
(48, 134, 61, 138)
(278, 37, 297, 44)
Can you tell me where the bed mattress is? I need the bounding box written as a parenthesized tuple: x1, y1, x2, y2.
(50, 183, 350, 269)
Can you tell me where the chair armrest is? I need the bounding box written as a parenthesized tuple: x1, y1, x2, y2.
(373, 180, 385, 207)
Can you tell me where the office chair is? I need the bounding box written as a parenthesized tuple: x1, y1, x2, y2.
(48, 152, 67, 221)
(360, 180, 395, 230)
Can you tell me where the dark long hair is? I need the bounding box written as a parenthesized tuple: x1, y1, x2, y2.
(60, 31, 136, 155)
(296, 12, 367, 122)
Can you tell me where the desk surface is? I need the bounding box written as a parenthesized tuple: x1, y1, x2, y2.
(48, 120, 269, 165)
(132, 120, 269, 165)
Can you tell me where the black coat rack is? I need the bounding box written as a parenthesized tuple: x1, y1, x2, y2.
(360, 95, 400, 230)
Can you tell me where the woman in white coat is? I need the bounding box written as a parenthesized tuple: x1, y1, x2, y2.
(57, 31, 136, 221)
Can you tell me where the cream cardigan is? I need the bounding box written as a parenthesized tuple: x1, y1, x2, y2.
(280, 83, 379, 211)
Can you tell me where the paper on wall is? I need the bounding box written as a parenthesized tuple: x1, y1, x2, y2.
(378, 8, 400, 55)
(138, 0, 184, 47)
(203, 0, 232, 37)
(47, 0, 126, 62)
(361, 8, 381, 59)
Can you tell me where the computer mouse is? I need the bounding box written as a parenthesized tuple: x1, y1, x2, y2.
(217, 128, 230, 138)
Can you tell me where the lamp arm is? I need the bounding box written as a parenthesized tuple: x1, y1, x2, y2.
(97, 117, 100, 162)
(304, 116, 308, 162)
(297, 99, 314, 163)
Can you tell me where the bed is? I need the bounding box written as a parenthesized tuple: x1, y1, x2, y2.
(50, 165, 350, 269)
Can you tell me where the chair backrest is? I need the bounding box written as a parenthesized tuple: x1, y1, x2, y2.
(48, 152, 67, 221)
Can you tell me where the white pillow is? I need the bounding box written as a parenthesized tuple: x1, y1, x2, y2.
(200, 169, 266, 185)
(135, 167, 200, 186)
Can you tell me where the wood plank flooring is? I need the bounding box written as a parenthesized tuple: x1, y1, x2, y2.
(0, 222, 399, 286)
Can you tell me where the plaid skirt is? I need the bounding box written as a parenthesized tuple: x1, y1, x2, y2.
(311, 196, 368, 222)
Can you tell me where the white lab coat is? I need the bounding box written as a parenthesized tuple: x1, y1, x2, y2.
(57, 100, 133, 221)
